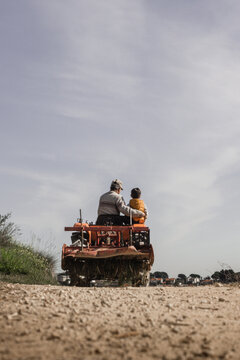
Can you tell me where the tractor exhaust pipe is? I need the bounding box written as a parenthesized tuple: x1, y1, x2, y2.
(80, 209, 84, 251)
(130, 209, 133, 246)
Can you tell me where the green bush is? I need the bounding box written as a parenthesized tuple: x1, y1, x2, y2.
(0, 213, 57, 285)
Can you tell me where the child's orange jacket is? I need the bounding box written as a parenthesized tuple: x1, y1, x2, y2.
(129, 198, 145, 224)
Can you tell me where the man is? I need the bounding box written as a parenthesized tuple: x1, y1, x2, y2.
(96, 179, 145, 225)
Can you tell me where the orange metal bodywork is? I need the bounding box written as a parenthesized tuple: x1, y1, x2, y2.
(65, 223, 149, 245)
(62, 223, 154, 270)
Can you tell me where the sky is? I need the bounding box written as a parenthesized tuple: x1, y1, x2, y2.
(1, 0, 240, 276)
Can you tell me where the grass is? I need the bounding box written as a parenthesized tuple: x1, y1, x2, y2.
(0, 213, 58, 285)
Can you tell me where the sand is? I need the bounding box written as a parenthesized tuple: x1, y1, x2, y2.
(0, 282, 240, 360)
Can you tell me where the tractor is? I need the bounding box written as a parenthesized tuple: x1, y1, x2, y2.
(61, 212, 154, 286)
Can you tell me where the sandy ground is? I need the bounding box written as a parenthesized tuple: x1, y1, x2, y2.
(1, 282, 240, 360)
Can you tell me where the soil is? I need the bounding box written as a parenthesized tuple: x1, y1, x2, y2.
(1, 282, 240, 360)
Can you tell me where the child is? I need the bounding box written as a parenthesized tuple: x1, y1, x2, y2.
(129, 187, 148, 224)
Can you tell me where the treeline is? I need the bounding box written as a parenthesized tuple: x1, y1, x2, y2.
(0, 214, 57, 285)
(151, 272, 201, 280)
(151, 269, 240, 283)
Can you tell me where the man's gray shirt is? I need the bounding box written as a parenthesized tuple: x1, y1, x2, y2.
(98, 191, 145, 218)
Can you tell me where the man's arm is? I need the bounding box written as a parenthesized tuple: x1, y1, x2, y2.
(144, 204, 148, 219)
(116, 197, 145, 218)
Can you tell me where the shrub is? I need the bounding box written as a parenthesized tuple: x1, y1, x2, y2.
(0, 213, 20, 247)
(0, 213, 57, 285)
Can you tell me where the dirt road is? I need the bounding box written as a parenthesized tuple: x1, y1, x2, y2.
(1, 282, 240, 360)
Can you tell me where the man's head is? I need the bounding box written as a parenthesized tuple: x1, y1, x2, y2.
(131, 187, 141, 199)
(110, 179, 123, 193)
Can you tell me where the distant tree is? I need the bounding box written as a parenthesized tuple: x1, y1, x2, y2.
(153, 271, 161, 278)
(160, 272, 168, 279)
(212, 269, 236, 283)
(211, 271, 221, 280)
(178, 273, 186, 280)
(189, 274, 201, 279)
(150, 272, 154, 279)
(153, 271, 168, 279)
(235, 272, 240, 281)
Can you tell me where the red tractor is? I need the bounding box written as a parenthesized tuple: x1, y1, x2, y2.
(62, 213, 154, 286)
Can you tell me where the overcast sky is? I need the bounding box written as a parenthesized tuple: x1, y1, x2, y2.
(1, 0, 240, 276)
